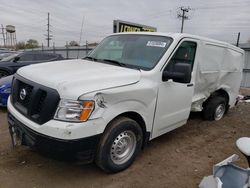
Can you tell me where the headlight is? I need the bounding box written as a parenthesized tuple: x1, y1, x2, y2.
(54, 99, 95, 122)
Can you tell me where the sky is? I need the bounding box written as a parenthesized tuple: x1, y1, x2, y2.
(0, 0, 250, 46)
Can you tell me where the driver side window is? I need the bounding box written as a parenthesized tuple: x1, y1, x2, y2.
(18, 54, 35, 62)
(165, 41, 197, 72)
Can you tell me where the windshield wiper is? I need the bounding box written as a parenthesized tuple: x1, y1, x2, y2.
(83, 56, 98, 61)
(83, 57, 124, 67)
(100, 59, 127, 67)
(84, 57, 140, 70)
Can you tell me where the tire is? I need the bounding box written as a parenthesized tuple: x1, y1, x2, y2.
(95, 117, 143, 173)
(202, 96, 227, 121)
(0, 70, 10, 79)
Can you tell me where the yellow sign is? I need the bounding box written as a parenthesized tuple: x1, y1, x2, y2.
(114, 20, 157, 33)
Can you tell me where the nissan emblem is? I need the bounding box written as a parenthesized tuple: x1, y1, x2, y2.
(19, 88, 27, 100)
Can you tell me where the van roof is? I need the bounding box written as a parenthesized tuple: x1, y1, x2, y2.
(111, 32, 244, 53)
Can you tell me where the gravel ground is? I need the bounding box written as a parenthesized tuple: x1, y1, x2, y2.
(0, 89, 250, 188)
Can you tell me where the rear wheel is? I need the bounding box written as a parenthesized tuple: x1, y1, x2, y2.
(0, 70, 10, 79)
(202, 96, 227, 121)
(95, 117, 143, 173)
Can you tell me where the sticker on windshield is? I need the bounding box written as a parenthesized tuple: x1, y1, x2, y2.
(146, 41, 167, 48)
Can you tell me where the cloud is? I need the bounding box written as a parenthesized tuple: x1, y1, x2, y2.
(0, 0, 249, 46)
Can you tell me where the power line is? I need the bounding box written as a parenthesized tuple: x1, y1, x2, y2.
(177, 7, 191, 33)
(194, 3, 249, 10)
(135, 9, 172, 22)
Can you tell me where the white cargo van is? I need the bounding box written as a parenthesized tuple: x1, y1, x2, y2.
(7, 33, 244, 173)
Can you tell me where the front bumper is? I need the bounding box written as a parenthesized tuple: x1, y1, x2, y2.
(8, 112, 101, 162)
(7, 97, 106, 140)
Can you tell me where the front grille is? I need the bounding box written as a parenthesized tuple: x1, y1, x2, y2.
(33, 90, 47, 115)
(11, 74, 60, 125)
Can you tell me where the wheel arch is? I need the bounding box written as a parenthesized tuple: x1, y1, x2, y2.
(212, 89, 229, 103)
(105, 111, 150, 149)
(203, 88, 230, 112)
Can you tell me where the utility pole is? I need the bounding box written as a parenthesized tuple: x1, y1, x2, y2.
(77, 16, 85, 59)
(178, 7, 191, 33)
(86, 40, 89, 54)
(45, 12, 52, 47)
(236, 32, 240, 47)
(79, 16, 85, 46)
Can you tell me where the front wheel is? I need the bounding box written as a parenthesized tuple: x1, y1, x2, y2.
(95, 117, 143, 173)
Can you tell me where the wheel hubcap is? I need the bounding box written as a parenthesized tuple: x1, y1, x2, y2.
(214, 104, 225, 120)
(110, 130, 136, 165)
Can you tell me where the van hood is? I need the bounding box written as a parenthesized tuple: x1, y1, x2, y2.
(17, 59, 141, 99)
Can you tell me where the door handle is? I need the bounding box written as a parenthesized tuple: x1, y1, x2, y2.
(187, 83, 194, 87)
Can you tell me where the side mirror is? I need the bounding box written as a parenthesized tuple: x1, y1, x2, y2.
(162, 63, 192, 83)
(13, 56, 20, 62)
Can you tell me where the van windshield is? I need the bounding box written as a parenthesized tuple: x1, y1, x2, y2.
(86, 34, 173, 70)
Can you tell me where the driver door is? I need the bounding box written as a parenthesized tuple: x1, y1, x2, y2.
(152, 39, 199, 138)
